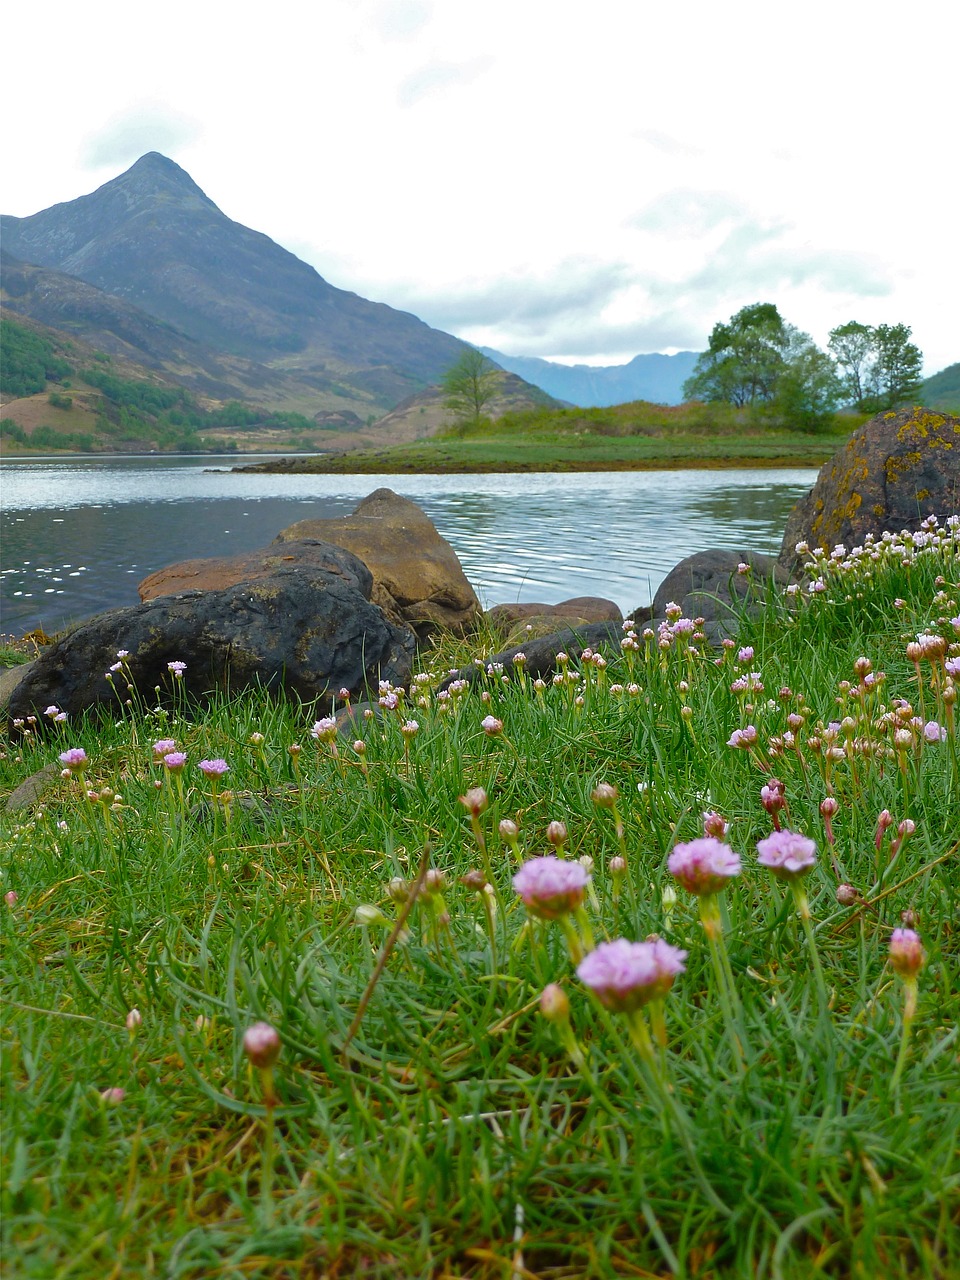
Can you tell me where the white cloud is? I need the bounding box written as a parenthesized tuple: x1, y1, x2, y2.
(82, 103, 202, 171)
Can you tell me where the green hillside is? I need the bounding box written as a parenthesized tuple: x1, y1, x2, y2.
(921, 362, 960, 411)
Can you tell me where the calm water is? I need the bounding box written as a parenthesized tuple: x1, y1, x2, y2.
(0, 456, 815, 633)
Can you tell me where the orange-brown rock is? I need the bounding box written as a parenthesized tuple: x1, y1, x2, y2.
(138, 540, 372, 602)
(274, 488, 480, 637)
(779, 407, 960, 571)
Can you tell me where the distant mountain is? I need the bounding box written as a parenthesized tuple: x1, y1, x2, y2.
(920, 362, 960, 412)
(479, 347, 699, 407)
(1, 153, 468, 413)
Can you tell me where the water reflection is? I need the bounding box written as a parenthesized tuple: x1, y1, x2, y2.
(0, 457, 814, 633)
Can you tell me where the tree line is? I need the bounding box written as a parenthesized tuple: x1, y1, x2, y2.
(682, 303, 923, 430)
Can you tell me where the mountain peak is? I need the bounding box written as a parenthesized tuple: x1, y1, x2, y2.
(108, 152, 216, 206)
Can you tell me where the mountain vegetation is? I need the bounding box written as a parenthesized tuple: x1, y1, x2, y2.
(919, 361, 960, 412)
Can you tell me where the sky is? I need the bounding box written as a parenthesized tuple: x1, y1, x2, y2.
(3, 0, 958, 374)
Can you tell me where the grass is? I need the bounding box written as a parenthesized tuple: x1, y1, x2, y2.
(2, 519, 959, 1278)
(243, 402, 862, 474)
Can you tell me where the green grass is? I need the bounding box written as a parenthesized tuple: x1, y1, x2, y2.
(259, 402, 863, 473)
(2, 520, 959, 1277)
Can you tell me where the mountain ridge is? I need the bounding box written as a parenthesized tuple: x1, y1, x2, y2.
(480, 346, 699, 407)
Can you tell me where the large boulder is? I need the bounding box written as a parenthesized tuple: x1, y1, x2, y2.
(649, 549, 789, 642)
(274, 488, 480, 637)
(138, 539, 372, 602)
(438, 621, 623, 692)
(7, 567, 415, 724)
(779, 407, 960, 571)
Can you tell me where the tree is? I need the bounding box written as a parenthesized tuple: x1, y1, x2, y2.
(441, 347, 499, 427)
(682, 303, 789, 408)
(872, 323, 923, 410)
(776, 331, 843, 431)
(828, 321, 923, 412)
(828, 321, 874, 410)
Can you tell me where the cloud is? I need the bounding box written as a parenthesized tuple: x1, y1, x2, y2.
(373, 0, 432, 41)
(82, 103, 201, 169)
(396, 56, 494, 106)
(632, 129, 703, 158)
(630, 189, 757, 236)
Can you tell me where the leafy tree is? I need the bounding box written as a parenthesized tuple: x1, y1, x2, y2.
(872, 323, 923, 410)
(0, 317, 71, 398)
(776, 331, 843, 431)
(683, 303, 788, 408)
(828, 321, 874, 410)
(441, 347, 499, 426)
(828, 321, 923, 412)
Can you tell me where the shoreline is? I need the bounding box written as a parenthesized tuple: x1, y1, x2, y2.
(233, 453, 831, 475)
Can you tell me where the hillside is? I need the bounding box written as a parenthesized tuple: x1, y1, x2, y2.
(480, 346, 698, 407)
(921, 362, 960, 412)
(1, 153, 468, 414)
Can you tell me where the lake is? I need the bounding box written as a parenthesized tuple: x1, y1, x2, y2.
(0, 456, 815, 634)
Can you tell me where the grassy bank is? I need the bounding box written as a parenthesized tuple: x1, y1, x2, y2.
(240, 402, 862, 473)
(2, 519, 959, 1277)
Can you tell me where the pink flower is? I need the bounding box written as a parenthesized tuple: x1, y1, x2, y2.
(577, 938, 687, 1012)
(667, 837, 741, 896)
(153, 738, 177, 758)
(242, 1021, 281, 1068)
(481, 715, 503, 736)
(727, 725, 758, 749)
(167, 661, 187, 677)
(889, 928, 925, 979)
(459, 787, 488, 816)
(163, 752, 187, 772)
(59, 747, 88, 771)
(100, 1087, 126, 1105)
(513, 856, 589, 920)
(198, 759, 229, 779)
(702, 810, 729, 839)
(756, 829, 817, 880)
(922, 720, 946, 743)
(310, 717, 337, 742)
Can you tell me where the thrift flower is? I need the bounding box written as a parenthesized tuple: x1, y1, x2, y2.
(667, 837, 741, 896)
(459, 787, 488, 816)
(198, 759, 229, 779)
(163, 752, 187, 772)
(481, 715, 503, 736)
(167, 661, 187, 677)
(243, 1021, 281, 1069)
(153, 738, 177, 758)
(577, 938, 687, 1012)
(889, 928, 926, 979)
(756, 829, 817, 881)
(59, 747, 88, 771)
(513, 856, 588, 920)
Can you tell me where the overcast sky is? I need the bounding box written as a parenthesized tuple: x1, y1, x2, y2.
(4, 0, 957, 373)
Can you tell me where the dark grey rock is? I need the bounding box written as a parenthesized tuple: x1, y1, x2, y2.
(651, 549, 789, 642)
(7, 567, 416, 725)
(5, 763, 60, 812)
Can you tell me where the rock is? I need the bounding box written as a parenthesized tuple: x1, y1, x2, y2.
(274, 488, 480, 637)
(138, 539, 372, 602)
(7, 567, 415, 725)
(651, 549, 789, 643)
(5, 763, 60, 813)
(438, 621, 623, 692)
(487, 597, 622, 643)
(779, 407, 960, 571)
(0, 661, 35, 714)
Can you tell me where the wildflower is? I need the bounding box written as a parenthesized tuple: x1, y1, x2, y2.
(167, 661, 187, 677)
(310, 717, 337, 743)
(513, 856, 589, 920)
(163, 752, 187, 772)
(4, 891, 18, 908)
(126, 1008, 142, 1036)
(889, 928, 925, 978)
(836, 883, 860, 907)
(540, 983, 570, 1021)
(100, 1087, 126, 1106)
(756, 829, 817, 881)
(243, 1021, 281, 1070)
(667, 837, 741, 896)
(400, 719, 419, 738)
(546, 820, 568, 848)
(481, 715, 503, 736)
(153, 738, 177, 758)
(727, 725, 758, 749)
(459, 787, 488, 817)
(760, 778, 786, 828)
(577, 938, 687, 1013)
(59, 747, 88, 771)
(591, 782, 617, 808)
(198, 759, 229, 779)
(702, 810, 729, 839)
(922, 720, 946, 743)
(499, 818, 519, 841)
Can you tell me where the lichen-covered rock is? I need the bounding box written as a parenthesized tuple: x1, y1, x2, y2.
(138, 539, 372, 602)
(651, 549, 788, 642)
(274, 488, 480, 637)
(779, 408, 960, 571)
(7, 567, 415, 725)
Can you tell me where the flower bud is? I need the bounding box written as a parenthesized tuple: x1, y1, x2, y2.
(545, 820, 567, 847)
(539, 983, 570, 1022)
(889, 929, 925, 979)
(835, 883, 859, 906)
(243, 1021, 281, 1069)
(125, 1008, 142, 1033)
(591, 782, 617, 808)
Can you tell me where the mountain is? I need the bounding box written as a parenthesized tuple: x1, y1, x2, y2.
(479, 347, 699, 407)
(1, 153, 467, 413)
(920, 362, 960, 412)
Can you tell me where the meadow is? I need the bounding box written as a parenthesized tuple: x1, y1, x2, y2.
(1, 518, 958, 1278)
